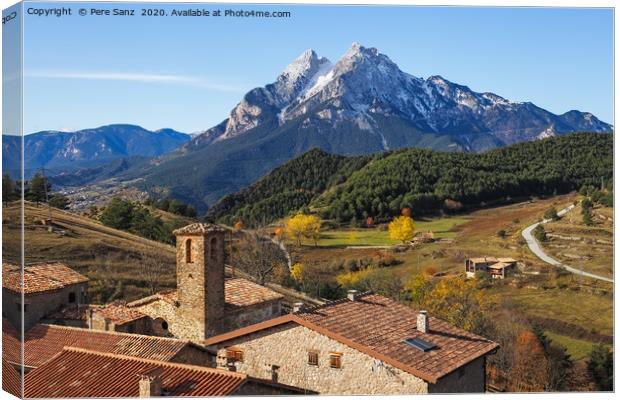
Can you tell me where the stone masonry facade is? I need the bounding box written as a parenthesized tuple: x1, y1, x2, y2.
(3, 282, 88, 331)
(211, 324, 431, 395)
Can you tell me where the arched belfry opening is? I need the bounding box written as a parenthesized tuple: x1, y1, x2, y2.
(185, 238, 193, 263)
(210, 237, 218, 261)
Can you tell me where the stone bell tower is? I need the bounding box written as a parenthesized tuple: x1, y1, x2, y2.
(173, 223, 226, 339)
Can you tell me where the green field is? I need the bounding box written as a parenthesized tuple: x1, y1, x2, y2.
(302, 216, 471, 247)
(545, 331, 596, 361)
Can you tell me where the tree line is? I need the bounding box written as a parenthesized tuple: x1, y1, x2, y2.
(3, 172, 70, 209)
(99, 198, 187, 244)
(144, 197, 197, 218)
(206, 133, 612, 226)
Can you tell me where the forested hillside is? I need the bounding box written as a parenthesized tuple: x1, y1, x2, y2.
(205, 149, 373, 225)
(207, 133, 613, 225)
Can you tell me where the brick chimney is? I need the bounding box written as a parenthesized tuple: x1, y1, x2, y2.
(417, 310, 429, 333)
(138, 367, 163, 397)
(292, 302, 304, 313)
(347, 290, 360, 301)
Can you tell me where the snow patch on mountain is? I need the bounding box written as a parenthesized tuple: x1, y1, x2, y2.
(191, 42, 612, 152)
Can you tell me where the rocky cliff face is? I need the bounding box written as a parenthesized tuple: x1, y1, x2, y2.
(188, 42, 611, 153)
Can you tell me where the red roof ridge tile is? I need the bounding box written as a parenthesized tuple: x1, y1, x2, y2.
(58, 346, 246, 378)
(36, 323, 195, 344)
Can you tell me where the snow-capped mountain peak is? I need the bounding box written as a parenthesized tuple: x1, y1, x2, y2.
(191, 43, 612, 151)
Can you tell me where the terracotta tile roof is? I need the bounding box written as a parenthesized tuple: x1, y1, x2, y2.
(92, 301, 147, 325)
(488, 262, 512, 270)
(2, 262, 88, 294)
(173, 223, 227, 235)
(2, 358, 22, 398)
(44, 304, 101, 321)
(131, 278, 283, 310)
(2, 319, 22, 367)
(224, 278, 283, 308)
(467, 257, 498, 264)
(205, 292, 498, 384)
(20, 324, 199, 368)
(24, 348, 247, 398)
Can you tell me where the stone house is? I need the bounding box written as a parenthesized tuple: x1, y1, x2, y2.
(24, 347, 307, 398)
(2, 262, 89, 330)
(89, 223, 284, 341)
(205, 291, 499, 395)
(464, 257, 517, 279)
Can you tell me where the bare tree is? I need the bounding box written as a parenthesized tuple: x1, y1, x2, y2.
(233, 228, 287, 285)
(137, 248, 168, 295)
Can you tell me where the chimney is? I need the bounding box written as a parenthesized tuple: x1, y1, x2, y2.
(417, 310, 429, 333)
(138, 367, 163, 397)
(292, 302, 304, 313)
(87, 308, 94, 330)
(347, 290, 359, 301)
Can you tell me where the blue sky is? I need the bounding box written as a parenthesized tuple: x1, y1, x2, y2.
(15, 2, 615, 134)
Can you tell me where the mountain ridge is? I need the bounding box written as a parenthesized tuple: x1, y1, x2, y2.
(40, 43, 613, 213)
(188, 42, 611, 152)
(2, 124, 191, 178)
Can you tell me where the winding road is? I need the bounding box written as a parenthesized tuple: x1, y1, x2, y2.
(521, 204, 614, 283)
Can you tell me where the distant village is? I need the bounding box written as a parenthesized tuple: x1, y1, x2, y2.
(3, 222, 500, 397)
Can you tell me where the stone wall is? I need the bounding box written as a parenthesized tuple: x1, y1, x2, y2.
(90, 314, 151, 335)
(428, 357, 485, 393)
(210, 324, 430, 395)
(176, 231, 225, 339)
(169, 345, 215, 367)
(133, 299, 203, 342)
(223, 301, 282, 332)
(235, 380, 313, 395)
(3, 282, 88, 330)
(134, 298, 282, 342)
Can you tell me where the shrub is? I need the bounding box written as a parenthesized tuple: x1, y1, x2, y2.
(533, 225, 547, 242)
(588, 344, 613, 391)
(544, 207, 559, 221)
(497, 229, 507, 239)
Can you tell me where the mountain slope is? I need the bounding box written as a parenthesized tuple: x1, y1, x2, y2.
(2, 125, 190, 178)
(206, 133, 613, 225)
(117, 44, 611, 212)
(47, 44, 612, 213)
(190, 43, 611, 152)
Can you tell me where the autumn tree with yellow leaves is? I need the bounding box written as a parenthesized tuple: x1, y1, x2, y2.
(388, 215, 415, 243)
(406, 275, 494, 335)
(285, 213, 322, 246)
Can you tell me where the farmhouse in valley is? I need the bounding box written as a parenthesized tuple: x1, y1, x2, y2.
(204, 290, 499, 394)
(464, 257, 518, 279)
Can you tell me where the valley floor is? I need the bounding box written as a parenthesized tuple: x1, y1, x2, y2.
(288, 193, 613, 363)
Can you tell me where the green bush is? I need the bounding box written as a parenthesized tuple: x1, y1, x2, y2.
(533, 225, 547, 242)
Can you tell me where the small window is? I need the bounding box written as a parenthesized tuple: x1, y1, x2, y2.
(226, 348, 244, 362)
(210, 237, 218, 261)
(161, 320, 168, 330)
(308, 351, 319, 366)
(329, 353, 342, 369)
(185, 238, 193, 263)
(68, 292, 76, 303)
